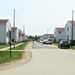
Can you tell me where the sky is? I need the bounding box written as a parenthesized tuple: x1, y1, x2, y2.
(0, 0, 75, 36)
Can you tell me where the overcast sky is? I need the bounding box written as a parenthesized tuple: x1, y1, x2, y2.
(0, 0, 75, 35)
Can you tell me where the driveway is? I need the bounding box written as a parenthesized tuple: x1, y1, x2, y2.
(0, 42, 75, 75)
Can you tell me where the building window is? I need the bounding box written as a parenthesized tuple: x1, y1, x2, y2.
(67, 27, 69, 31)
(59, 39, 62, 42)
(59, 31, 61, 34)
(67, 36, 69, 41)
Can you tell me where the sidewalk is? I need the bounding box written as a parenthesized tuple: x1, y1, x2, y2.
(25, 42, 32, 50)
(0, 43, 23, 51)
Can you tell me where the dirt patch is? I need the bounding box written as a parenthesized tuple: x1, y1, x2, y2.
(69, 49, 75, 53)
(25, 42, 32, 50)
(0, 42, 32, 71)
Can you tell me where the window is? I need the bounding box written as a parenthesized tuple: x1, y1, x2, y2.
(67, 35, 69, 41)
(67, 27, 69, 31)
(59, 31, 61, 34)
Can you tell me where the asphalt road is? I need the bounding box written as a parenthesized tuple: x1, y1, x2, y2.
(32, 42, 58, 49)
(0, 42, 75, 75)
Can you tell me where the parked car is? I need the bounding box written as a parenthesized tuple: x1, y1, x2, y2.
(39, 40, 43, 43)
(46, 39, 52, 44)
(58, 40, 70, 49)
(69, 40, 75, 46)
(42, 39, 52, 44)
(42, 39, 47, 44)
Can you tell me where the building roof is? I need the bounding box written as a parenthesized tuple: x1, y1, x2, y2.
(11, 27, 17, 30)
(44, 34, 54, 38)
(69, 21, 75, 25)
(55, 27, 64, 31)
(19, 34, 25, 38)
(0, 19, 9, 24)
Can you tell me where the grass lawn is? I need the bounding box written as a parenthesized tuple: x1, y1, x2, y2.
(70, 46, 75, 50)
(11, 42, 28, 50)
(0, 42, 28, 64)
(53, 43, 58, 46)
(0, 44, 9, 49)
(0, 51, 23, 64)
(73, 46, 75, 49)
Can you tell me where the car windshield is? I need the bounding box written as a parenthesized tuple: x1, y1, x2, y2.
(48, 39, 52, 41)
(60, 40, 67, 43)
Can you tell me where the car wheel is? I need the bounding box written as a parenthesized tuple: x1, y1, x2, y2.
(58, 45, 59, 48)
(68, 46, 70, 49)
(60, 46, 62, 49)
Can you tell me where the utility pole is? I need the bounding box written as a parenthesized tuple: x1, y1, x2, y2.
(13, 9, 15, 48)
(13, 9, 15, 27)
(47, 29, 48, 34)
(71, 10, 74, 48)
(23, 26, 25, 43)
(9, 30, 12, 57)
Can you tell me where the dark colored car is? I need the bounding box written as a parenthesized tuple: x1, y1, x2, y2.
(58, 40, 70, 49)
(69, 40, 75, 46)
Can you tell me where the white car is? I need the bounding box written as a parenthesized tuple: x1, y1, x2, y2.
(42, 39, 52, 44)
(42, 39, 47, 44)
(39, 40, 43, 43)
(46, 39, 52, 44)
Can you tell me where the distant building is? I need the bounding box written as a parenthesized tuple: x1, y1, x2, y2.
(11, 27, 19, 42)
(19, 34, 28, 42)
(65, 21, 75, 41)
(44, 34, 54, 41)
(39, 34, 54, 42)
(0, 19, 11, 44)
(54, 27, 65, 42)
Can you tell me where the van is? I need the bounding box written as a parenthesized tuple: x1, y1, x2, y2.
(46, 39, 52, 44)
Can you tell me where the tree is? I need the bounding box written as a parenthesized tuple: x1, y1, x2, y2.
(18, 29, 22, 34)
(34, 35, 38, 41)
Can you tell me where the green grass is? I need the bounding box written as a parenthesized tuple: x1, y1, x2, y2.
(11, 42, 28, 50)
(0, 51, 23, 64)
(0, 42, 28, 64)
(53, 43, 58, 46)
(0, 44, 9, 49)
(73, 46, 75, 49)
(70, 46, 75, 50)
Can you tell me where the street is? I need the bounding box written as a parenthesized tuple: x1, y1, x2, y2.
(32, 42, 57, 49)
(0, 42, 75, 75)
